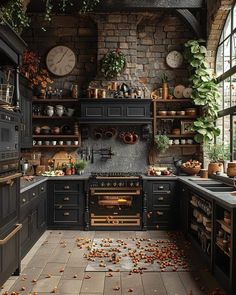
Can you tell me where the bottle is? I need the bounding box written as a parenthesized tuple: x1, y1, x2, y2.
(71, 85, 78, 99)
(66, 164, 72, 175)
(71, 163, 75, 175)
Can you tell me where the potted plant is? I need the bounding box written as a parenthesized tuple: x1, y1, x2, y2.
(161, 73, 169, 100)
(154, 134, 170, 153)
(204, 144, 229, 175)
(75, 160, 87, 175)
(100, 49, 126, 79)
(184, 39, 220, 143)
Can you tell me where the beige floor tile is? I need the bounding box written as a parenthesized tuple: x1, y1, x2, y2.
(80, 272, 105, 293)
(57, 279, 82, 293)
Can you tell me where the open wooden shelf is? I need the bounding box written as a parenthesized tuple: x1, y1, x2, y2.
(153, 99, 193, 103)
(167, 134, 195, 138)
(169, 144, 199, 148)
(32, 116, 77, 119)
(33, 135, 79, 138)
(33, 145, 80, 148)
(32, 98, 79, 103)
(217, 219, 231, 234)
(216, 241, 231, 258)
(156, 115, 196, 119)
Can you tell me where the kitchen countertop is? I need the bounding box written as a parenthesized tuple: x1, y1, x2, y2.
(20, 174, 236, 208)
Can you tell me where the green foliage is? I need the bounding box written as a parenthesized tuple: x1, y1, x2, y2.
(80, 0, 101, 13)
(184, 39, 221, 143)
(161, 73, 168, 83)
(100, 50, 126, 79)
(0, 0, 30, 34)
(75, 160, 87, 170)
(204, 143, 230, 162)
(154, 134, 170, 153)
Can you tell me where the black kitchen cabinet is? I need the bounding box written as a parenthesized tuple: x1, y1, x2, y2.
(20, 182, 47, 258)
(178, 183, 189, 234)
(143, 180, 177, 230)
(19, 75, 32, 149)
(47, 180, 84, 229)
(79, 98, 151, 124)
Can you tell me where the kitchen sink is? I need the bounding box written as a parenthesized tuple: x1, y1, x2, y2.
(200, 186, 235, 192)
(197, 183, 229, 188)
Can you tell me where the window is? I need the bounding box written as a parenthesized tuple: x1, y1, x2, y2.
(216, 3, 236, 160)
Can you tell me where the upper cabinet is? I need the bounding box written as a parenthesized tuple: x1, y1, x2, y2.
(79, 98, 152, 124)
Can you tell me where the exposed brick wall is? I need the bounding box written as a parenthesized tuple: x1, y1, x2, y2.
(207, 0, 235, 69)
(22, 14, 97, 94)
(91, 12, 194, 93)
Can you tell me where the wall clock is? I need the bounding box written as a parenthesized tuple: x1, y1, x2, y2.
(166, 50, 183, 69)
(46, 45, 76, 76)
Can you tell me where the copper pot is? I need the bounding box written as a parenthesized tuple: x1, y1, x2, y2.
(123, 132, 133, 144)
(51, 126, 60, 135)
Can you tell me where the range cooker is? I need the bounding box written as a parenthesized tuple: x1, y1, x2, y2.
(88, 172, 143, 230)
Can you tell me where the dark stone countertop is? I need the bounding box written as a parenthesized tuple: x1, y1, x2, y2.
(20, 174, 236, 208)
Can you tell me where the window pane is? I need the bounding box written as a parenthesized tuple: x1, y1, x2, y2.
(216, 44, 224, 75)
(224, 12, 232, 39)
(224, 37, 231, 72)
(233, 115, 236, 160)
(232, 33, 236, 67)
(233, 4, 236, 29)
(218, 81, 224, 110)
(216, 117, 224, 143)
(224, 79, 231, 108)
(231, 74, 236, 106)
(223, 115, 231, 146)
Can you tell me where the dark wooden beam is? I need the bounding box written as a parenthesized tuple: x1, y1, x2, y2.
(97, 0, 204, 11)
(176, 9, 203, 38)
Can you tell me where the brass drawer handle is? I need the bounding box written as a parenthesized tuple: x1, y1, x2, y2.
(158, 197, 164, 201)
(157, 211, 164, 216)
(64, 186, 70, 190)
(22, 198, 26, 203)
(64, 197, 70, 201)
(63, 212, 70, 216)
(41, 187, 44, 191)
(0, 224, 22, 245)
(158, 186, 164, 190)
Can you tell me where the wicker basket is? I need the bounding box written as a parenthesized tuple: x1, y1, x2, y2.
(181, 165, 201, 175)
(0, 84, 14, 105)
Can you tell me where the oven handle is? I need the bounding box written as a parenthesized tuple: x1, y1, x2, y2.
(91, 191, 140, 196)
(0, 173, 22, 185)
(0, 224, 22, 245)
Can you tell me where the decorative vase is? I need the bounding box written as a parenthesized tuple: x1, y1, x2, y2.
(162, 83, 168, 100)
(208, 162, 223, 176)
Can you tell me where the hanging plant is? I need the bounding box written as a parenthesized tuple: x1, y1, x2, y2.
(184, 39, 221, 143)
(154, 134, 170, 153)
(100, 50, 126, 79)
(0, 0, 30, 34)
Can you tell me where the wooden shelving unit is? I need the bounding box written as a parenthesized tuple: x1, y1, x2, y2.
(33, 135, 79, 138)
(33, 145, 80, 148)
(156, 115, 197, 119)
(33, 116, 77, 120)
(32, 98, 79, 103)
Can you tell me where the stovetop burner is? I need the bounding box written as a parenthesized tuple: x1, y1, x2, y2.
(90, 172, 142, 178)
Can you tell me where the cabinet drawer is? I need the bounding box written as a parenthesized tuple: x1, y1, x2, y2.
(152, 193, 173, 206)
(53, 182, 80, 192)
(152, 183, 171, 193)
(38, 182, 47, 195)
(54, 193, 79, 205)
(54, 208, 79, 223)
(148, 207, 172, 223)
(20, 191, 29, 207)
(28, 186, 38, 200)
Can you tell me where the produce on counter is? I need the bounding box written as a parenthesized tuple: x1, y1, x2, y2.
(181, 159, 201, 168)
(147, 165, 173, 176)
(42, 170, 64, 177)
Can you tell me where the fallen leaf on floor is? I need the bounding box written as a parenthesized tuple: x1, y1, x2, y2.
(84, 275, 91, 279)
(113, 286, 120, 291)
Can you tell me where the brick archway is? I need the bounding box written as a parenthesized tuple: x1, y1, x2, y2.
(207, 0, 236, 69)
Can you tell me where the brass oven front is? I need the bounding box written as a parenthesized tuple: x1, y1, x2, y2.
(89, 187, 142, 227)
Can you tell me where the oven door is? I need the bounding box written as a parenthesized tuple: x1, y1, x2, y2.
(0, 112, 19, 162)
(90, 187, 142, 215)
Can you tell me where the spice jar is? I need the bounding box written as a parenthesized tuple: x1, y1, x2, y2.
(71, 85, 78, 99)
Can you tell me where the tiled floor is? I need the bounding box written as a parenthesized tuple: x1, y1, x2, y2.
(0, 230, 225, 295)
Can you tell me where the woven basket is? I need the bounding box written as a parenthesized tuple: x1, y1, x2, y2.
(181, 165, 201, 175)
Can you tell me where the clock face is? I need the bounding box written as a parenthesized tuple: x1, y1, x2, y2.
(166, 50, 183, 69)
(46, 45, 76, 76)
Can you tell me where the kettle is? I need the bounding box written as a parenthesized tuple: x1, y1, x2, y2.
(173, 157, 182, 175)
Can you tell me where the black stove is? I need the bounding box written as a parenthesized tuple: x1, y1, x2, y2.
(90, 172, 142, 178)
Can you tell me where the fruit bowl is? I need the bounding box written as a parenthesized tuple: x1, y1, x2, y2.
(181, 165, 201, 175)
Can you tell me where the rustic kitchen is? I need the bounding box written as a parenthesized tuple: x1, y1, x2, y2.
(0, 0, 236, 294)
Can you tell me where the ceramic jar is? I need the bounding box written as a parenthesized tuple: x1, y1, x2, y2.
(55, 105, 64, 117)
(46, 105, 54, 117)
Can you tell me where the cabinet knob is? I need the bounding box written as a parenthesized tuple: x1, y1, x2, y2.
(41, 187, 44, 191)
(64, 197, 70, 201)
(22, 198, 26, 203)
(158, 186, 164, 190)
(64, 212, 70, 216)
(32, 193, 36, 197)
(157, 211, 164, 216)
(158, 197, 164, 201)
(64, 186, 70, 190)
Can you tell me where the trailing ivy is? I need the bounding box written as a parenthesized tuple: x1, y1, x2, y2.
(184, 39, 221, 143)
(100, 50, 126, 79)
(0, 0, 30, 34)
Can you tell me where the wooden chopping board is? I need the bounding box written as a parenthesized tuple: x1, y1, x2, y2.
(148, 147, 158, 165)
(52, 151, 79, 169)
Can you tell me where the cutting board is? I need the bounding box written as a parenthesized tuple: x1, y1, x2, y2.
(52, 151, 79, 169)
